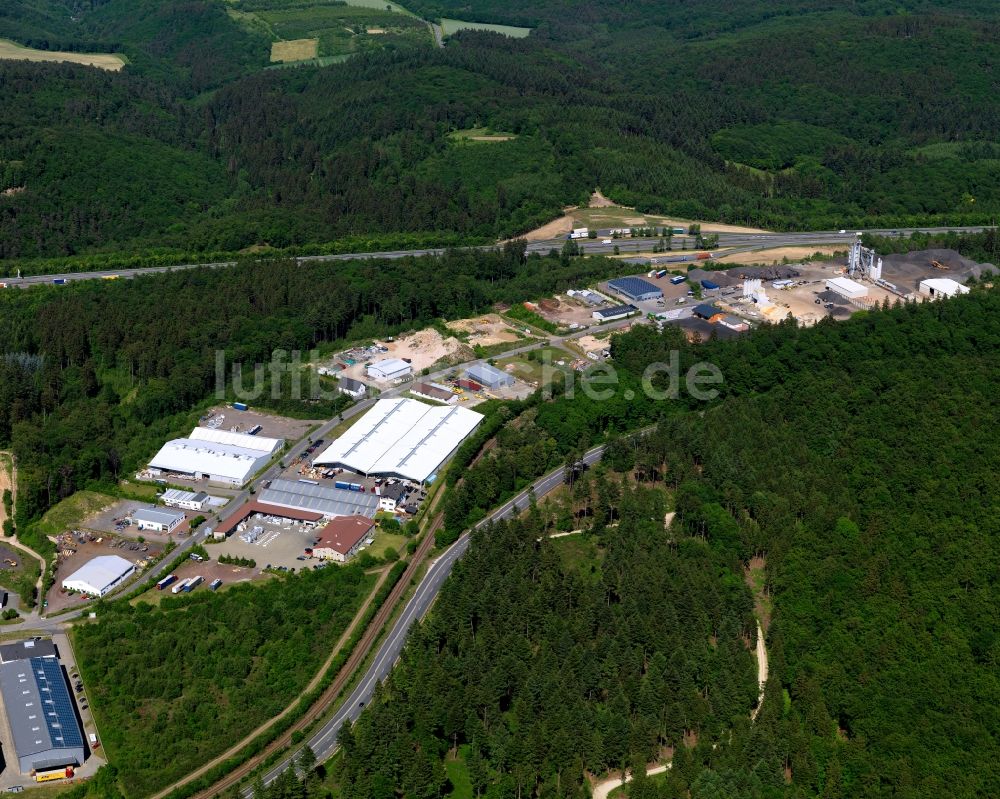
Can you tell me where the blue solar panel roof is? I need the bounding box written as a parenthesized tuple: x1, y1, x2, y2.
(607, 276, 662, 298)
(32, 657, 84, 749)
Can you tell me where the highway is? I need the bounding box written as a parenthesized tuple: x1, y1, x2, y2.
(2, 225, 991, 287)
(250, 443, 607, 793)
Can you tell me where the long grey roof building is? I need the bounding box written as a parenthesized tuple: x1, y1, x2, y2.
(259, 479, 379, 518)
(0, 657, 85, 773)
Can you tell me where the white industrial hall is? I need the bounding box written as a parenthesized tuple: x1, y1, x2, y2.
(147, 426, 284, 486)
(314, 398, 483, 483)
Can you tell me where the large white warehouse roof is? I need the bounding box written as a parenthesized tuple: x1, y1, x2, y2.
(62, 555, 136, 597)
(188, 426, 282, 454)
(148, 426, 283, 484)
(315, 398, 483, 482)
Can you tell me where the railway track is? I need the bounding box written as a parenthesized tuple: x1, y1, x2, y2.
(186, 513, 442, 799)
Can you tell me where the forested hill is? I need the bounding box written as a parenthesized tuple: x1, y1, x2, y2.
(335, 287, 1000, 798)
(2, 0, 1000, 262)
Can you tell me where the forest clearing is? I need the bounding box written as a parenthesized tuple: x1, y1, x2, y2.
(270, 38, 319, 62)
(0, 38, 125, 70)
(0, 452, 12, 532)
(439, 18, 531, 37)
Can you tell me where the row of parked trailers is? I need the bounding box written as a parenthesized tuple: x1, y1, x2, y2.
(156, 573, 222, 593)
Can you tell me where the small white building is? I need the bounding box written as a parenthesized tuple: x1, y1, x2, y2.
(366, 358, 412, 382)
(337, 377, 367, 399)
(825, 276, 868, 299)
(919, 277, 969, 299)
(377, 483, 408, 513)
(62, 555, 136, 597)
(134, 507, 186, 533)
(161, 489, 209, 511)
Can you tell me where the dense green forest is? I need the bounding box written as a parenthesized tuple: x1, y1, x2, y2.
(331, 286, 1000, 798)
(0, 247, 624, 546)
(2, 0, 1000, 262)
(73, 564, 375, 797)
(338, 485, 759, 799)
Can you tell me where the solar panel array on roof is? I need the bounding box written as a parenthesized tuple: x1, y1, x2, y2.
(607, 276, 663, 301)
(0, 656, 84, 773)
(259, 479, 379, 518)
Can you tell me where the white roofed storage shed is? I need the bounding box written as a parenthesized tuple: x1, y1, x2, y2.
(62, 555, 136, 597)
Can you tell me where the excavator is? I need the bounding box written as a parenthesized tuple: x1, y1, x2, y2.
(930, 259, 950, 270)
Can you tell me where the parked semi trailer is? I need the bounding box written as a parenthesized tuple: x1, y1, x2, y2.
(156, 574, 178, 591)
(184, 575, 203, 592)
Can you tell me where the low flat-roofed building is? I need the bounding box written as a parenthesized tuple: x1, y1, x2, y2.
(134, 507, 186, 533)
(718, 314, 750, 332)
(693, 303, 724, 322)
(0, 639, 57, 664)
(160, 489, 209, 511)
(313, 516, 376, 562)
(919, 277, 969, 298)
(215, 500, 326, 536)
(592, 304, 639, 322)
(258, 479, 379, 519)
(607, 276, 663, 302)
(0, 657, 85, 774)
(464, 362, 514, 389)
(62, 555, 136, 597)
(825, 276, 868, 299)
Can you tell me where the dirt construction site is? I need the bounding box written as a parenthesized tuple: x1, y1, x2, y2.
(332, 328, 475, 386)
(446, 314, 525, 347)
(533, 294, 602, 327)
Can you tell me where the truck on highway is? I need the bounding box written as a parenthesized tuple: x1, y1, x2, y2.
(156, 574, 178, 591)
(52, 278, 67, 285)
(569, 227, 589, 240)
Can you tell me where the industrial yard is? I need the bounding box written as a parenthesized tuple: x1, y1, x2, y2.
(197, 407, 317, 442)
(49, 534, 162, 613)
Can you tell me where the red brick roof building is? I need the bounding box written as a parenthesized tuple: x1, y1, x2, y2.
(313, 515, 376, 562)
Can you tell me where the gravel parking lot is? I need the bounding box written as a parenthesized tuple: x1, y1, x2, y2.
(199, 407, 319, 442)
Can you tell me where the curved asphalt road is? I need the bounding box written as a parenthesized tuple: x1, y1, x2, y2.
(249, 443, 607, 793)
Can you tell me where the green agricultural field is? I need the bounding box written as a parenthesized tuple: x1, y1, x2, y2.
(439, 18, 530, 37)
(236, 0, 429, 61)
(0, 38, 126, 70)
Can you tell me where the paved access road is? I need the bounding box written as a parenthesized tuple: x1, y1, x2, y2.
(250, 443, 607, 793)
(3, 226, 991, 287)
